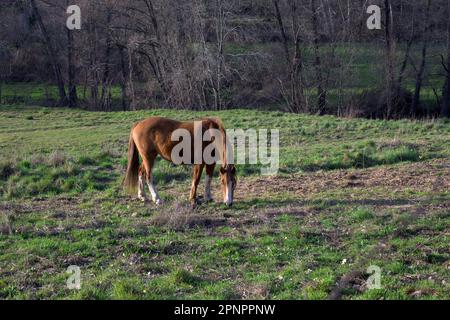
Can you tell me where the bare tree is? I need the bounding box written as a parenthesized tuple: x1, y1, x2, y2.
(311, 0, 326, 114)
(441, 0, 450, 117)
(397, 4, 415, 94)
(29, 0, 67, 106)
(65, 0, 77, 108)
(213, 0, 226, 110)
(272, 0, 305, 113)
(411, 0, 431, 116)
(384, 0, 395, 118)
(100, 1, 113, 111)
(0, 0, 448, 118)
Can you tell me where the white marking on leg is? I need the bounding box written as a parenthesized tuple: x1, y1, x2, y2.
(146, 178, 161, 205)
(225, 181, 233, 206)
(224, 183, 227, 204)
(138, 175, 146, 201)
(205, 175, 213, 201)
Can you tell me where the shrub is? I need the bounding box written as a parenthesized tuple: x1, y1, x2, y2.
(357, 87, 412, 119)
(343, 141, 377, 169)
(78, 156, 96, 166)
(380, 146, 420, 164)
(17, 160, 31, 172)
(0, 160, 14, 180)
(171, 269, 201, 286)
(349, 207, 375, 222)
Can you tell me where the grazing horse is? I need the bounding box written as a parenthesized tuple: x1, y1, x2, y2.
(123, 117, 236, 207)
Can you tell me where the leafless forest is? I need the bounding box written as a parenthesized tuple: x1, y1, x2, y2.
(1, 0, 450, 118)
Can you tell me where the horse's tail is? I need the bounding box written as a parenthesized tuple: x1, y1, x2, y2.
(123, 127, 139, 194)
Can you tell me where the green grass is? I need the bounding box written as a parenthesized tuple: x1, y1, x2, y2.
(0, 83, 123, 106)
(0, 105, 449, 300)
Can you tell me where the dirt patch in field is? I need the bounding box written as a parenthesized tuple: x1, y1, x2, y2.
(234, 159, 449, 201)
(150, 203, 228, 231)
(0, 196, 84, 216)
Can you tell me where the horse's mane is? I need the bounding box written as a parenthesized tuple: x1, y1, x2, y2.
(202, 117, 229, 166)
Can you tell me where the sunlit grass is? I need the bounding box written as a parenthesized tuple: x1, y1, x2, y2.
(0, 105, 448, 300)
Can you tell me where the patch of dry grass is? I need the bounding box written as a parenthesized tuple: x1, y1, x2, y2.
(150, 202, 227, 231)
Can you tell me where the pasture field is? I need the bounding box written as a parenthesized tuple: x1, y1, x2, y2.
(0, 105, 449, 300)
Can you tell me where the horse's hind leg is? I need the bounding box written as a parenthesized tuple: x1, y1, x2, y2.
(142, 153, 162, 205)
(137, 165, 147, 202)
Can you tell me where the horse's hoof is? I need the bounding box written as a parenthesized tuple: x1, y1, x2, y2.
(190, 198, 202, 209)
(205, 198, 214, 203)
(155, 198, 163, 206)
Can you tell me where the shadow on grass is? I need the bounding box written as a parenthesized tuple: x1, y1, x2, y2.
(232, 196, 448, 212)
(302, 197, 448, 208)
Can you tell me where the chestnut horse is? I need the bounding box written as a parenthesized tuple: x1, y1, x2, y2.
(123, 117, 236, 206)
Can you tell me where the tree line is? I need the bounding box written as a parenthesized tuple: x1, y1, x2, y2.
(0, 0, 449, 118)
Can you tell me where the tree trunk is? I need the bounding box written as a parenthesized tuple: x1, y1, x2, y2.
(311, 0, 326, 114)
(384, 0, 395, 119)
(88, 15, 99, 109)
(443, 78, 450, 118)
(273, 0, 305, 113)
(442, 1, 450, 118)
(143, 0, 169, 101)
(290, 0, 305, 113)
(411, 0, 431, 117)
(214, 0, 225, 110)
(397, 7, 415, 95)
(29, 0, 67, 106)
(67, 27, 77, 108)
(101, 9, 112, 111)
(119, 46, 130, 111)
(272, 0, 290, 65)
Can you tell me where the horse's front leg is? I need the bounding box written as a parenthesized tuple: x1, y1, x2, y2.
(205, 164, 215, 203)
(190, 164, 205, 206)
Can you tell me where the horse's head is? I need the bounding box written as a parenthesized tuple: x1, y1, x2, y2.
(219, 164, 236, 207)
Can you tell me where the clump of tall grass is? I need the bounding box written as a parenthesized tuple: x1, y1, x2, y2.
(1, 152, 116, 199)
(0, 212, 13, 235)
(48, 150, 68, 167)
(342, 140, 421, 169)
(383, 147, 419, 164)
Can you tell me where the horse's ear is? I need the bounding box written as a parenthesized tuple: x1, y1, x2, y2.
(220, 166, 226, 174)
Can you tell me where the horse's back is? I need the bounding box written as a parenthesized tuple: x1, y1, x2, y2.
(134, 116, 180, 130)
(133, 116, 222, 135)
